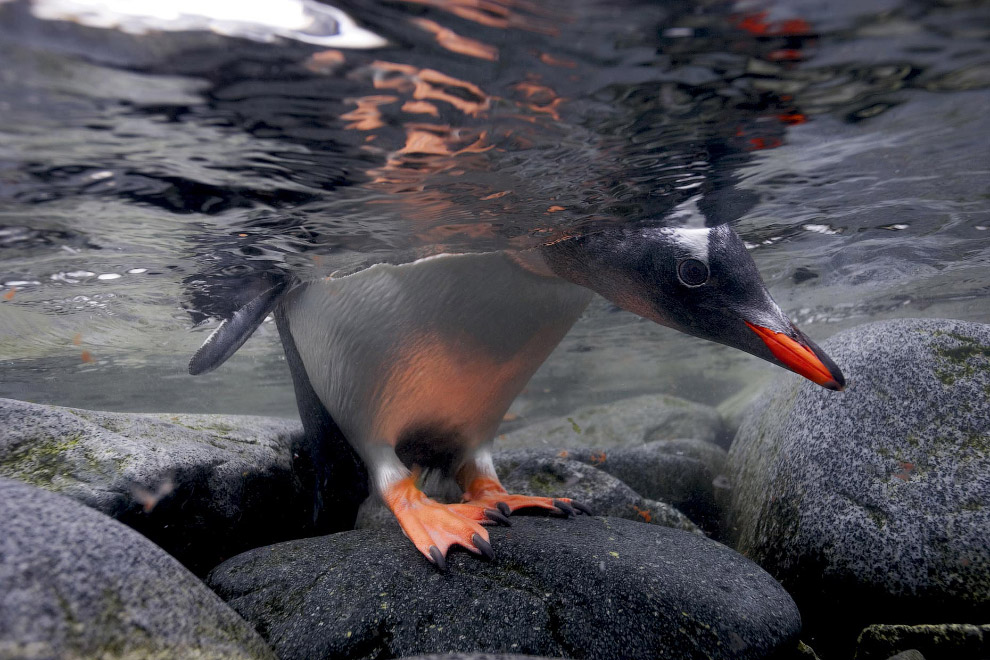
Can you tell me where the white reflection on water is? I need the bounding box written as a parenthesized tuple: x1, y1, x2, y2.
(23, 0, 387, 48)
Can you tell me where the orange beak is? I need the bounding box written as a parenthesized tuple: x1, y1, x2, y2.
(745, 321, 844, 390)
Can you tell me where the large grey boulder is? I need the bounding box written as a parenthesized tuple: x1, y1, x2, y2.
(0, 478, 275, 659)
(496, 393, 727, 450)
(726, 319, 990, 654)
(0, 398, 312, 575)
(208, 516, 800, 660)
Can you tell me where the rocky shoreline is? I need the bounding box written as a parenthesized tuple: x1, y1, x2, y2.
(1, 318, 988, 659)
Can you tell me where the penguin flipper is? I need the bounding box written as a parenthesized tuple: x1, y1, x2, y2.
(188, 278, 291, 375)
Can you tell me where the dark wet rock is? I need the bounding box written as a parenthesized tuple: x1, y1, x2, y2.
(353, 497, 403, 531)
(0, 477, 275, 659)
(209, 516, 799, 660)
(500, 456, 701, 533)
(496, 439, 727, 533)
(726, 319, 990, 654)
(496, 393, 726, 450)
(400, 655, 561, 660)
(0, 397, 312, 575)
(854, 624, 988, 660)
(354, 457, 701, 535)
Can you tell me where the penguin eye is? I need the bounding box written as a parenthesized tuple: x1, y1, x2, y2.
(677, 258, 709, 287)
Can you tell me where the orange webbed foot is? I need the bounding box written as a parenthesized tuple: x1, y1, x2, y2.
(383, 476, 493, 570)
(460, 475, 593, 520)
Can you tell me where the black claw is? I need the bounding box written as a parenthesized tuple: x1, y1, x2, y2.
(484, 508, 512, 526)
(553, 499, 576, 516)
(429, 545, 447, 571)
(472, 534, 495, 560)
(496, 501, 511, 517)
(572, 501, 593, 516)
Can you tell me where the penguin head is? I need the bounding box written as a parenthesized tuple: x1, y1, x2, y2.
(541, 223, 845, 390)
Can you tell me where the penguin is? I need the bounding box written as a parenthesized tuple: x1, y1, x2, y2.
(189, 222, 844, 568)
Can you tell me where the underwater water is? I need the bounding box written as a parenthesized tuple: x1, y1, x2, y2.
(0, 0, 988, 418)
(1, 2, 990, 659)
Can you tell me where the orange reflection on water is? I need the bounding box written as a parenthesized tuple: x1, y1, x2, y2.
(304, 49, 346, 74)
(340, 95, 397, 131)
(511, 79, 564, 120)
(372, 61, 491, 117)
(396, 124, 493, 158)
(326, 37, 572, 248)
(411, 17, 499, 61)
(733, 11, 812, 36)
(398, 0, 558, 35)
(401, 100, 440, 116)
(538, 52, 576, 68)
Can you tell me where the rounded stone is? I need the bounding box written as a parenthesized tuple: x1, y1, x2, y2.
(727, 318, 990, 652)
(208, 516, 800, 660)
(0, 398, 311, 575)
(496, 394, 726, 450)
(0, 478, 275, 659)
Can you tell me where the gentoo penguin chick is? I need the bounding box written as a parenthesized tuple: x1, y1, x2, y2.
(190, 222, 844, 568)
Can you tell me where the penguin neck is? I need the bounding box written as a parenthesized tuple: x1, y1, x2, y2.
(505, 247, 560, 279)
(536, 232, 670, 327)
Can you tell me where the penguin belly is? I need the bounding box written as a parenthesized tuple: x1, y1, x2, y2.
(280, 251, 593, 567)
(282, 251, 591, 467)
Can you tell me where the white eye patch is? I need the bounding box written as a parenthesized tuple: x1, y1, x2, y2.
(661, 227, 711, 263)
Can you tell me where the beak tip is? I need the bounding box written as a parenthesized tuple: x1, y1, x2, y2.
(822, 367, 846, 392)
(746, 320, 845, 392)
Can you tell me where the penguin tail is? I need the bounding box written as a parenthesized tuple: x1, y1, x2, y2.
(188, 276, 292, 375)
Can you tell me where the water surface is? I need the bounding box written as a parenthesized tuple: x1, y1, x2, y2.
(0, 0, 988, 420)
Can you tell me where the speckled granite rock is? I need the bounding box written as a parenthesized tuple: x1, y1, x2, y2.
(501, 457, 701, 533)
(496, 393, 726, 450)
(0, 397, 312, 575)
(853, 623, 988, 660)
(496, 439, 727, 533)
(0, 478, 275, 660)
(208, 516, 801, 660)
(726, 319, 990, 654)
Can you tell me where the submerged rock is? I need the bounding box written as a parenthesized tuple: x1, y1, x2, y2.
(400, 656, 562, 660)
(726, 319, 990, 653)
(496, 438, 727, 533)
(500, 456, 701, 533)
(853, 623, 989, 660)
(208, 516, 800, 660)
(356, 455, 702, 535)
(496, 393, 726, 450)
(0, 478, 275, 660)
(715, 377, 772, 444)
(0, 397, 312, 575)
